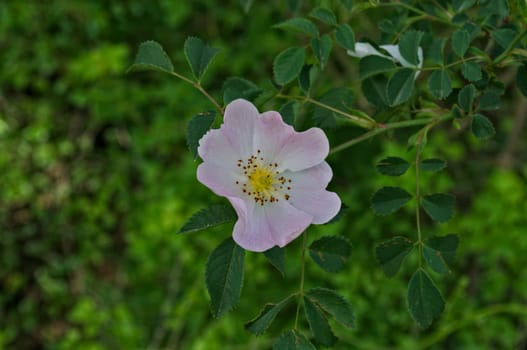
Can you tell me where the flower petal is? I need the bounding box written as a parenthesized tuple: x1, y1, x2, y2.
(197, 162, 241, 197)
(232, 200, 312, 252)
(221, 99, 259, 158)
(417, 47, 424, 68)
(274, 128, 329, 172)
(347, 42, 386, 59)
(379, 44, 412, 68)
(253, 110, 294, 161)
(288, 189, 341, 224)
(282, 161, 333, 190)
(379, 44, 423, 77)
(198, 128, 240, 169)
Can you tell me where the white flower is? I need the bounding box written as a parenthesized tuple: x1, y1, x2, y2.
(348, 42, 423, 77)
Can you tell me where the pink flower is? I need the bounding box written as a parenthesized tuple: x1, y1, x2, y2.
(197, 99, 341, 252)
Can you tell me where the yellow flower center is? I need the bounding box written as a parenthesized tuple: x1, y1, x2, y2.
(235, 150, 292, 206)
(248, 168, 274, 194)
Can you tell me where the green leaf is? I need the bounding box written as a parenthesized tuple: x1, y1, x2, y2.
(427, 38, 447, 65)
(273, 330, 316, 350)
(179, 204, 236, 234)
(421, 193, 455, 223)
(309, 7, 337, 26)
(273, 47, 306, 85)
(428, 70, 452, 99)
(452, 105, 463, 119)
(306, 288, 355, 328)
(461, 22, 481, 41)
(376, 156, 410, 176)
(453, 0, 476, 12)
(518, 64, 527, 98)
(378, 19, 397, 34)
(309, 235, 351, 273)
(458, 84, 476, 111)
(312, 87, 354, 128)
(245, 295, 295, 335)
(407, 268, 445, 328)
(479, 92, 501, 111)
(298, 65, 312, 93)
(304, 297, 337, 346)
(371, 186, 412, 216)
(387, 68, 415, 106)
(263, 246, 285, 275)
(185, 111, 216, 160)
(461, 61, 482, 82)
(311, 34, 332, 69)
(452, 29, 470, 57)
(420, 158, 447, 172)
(279, 101, 298, 127)
(273, 18, 319, 38)
(128, 40, 174, 73)
(471, 113, 495, 139)
(222, 77, 262, 105)
(375, 236, 414, 277)
(205, 238, 245, 318)
(359, 55, 396, 80)
(452, 13, 468, 25)
(491, 28, 517, 49)
(423, 234, 459, 274)
(479, 0, 509, 19)
(184, 37, 219, 81)
(398, 30, 424, 66)
(362, 75, 389, 109)
(334, 24, 355, 51)
(487, 80, 505, 95)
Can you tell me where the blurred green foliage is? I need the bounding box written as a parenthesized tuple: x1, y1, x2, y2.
(1, 1, 527, 349)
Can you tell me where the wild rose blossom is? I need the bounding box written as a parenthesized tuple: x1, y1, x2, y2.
(347, 42, 423, 77)
(197, 99, 341, 252)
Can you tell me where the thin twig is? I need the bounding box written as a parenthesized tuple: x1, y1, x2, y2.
(170, 72, 224, 114)
(294, 231, 308, 330)
(329, 114, 453, 155)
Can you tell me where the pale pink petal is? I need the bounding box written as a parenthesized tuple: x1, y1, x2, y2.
(232, 200, 312, 252)
(274, 128, 329, 171)
(282, 162, 333, 190)
(288, 189, 341, 224)
(195, 99, 341, 251)
(198, 128, 240, 169)
(221, 99, 258, 158)
(197, 163, 242, 197)
(253, 111, 295, 161)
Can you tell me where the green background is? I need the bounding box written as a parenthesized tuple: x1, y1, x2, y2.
(1, 1, 526, 349)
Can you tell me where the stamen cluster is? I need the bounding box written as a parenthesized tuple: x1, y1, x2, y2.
(235, 149, 292, 206)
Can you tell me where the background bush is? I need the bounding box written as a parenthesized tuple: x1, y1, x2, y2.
(1, 1, 526, 349)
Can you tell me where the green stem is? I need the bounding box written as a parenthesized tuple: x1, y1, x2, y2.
(329, 113, 453, 155)
(352, 2, 454, 26)
(493, 29, 527, 65)
(170, 71, 224, 114)
(415, 132, 424, 266)
(420, 56, 483, 72)
(294, 231, 308, 330)
(278, 94, 376, 129)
